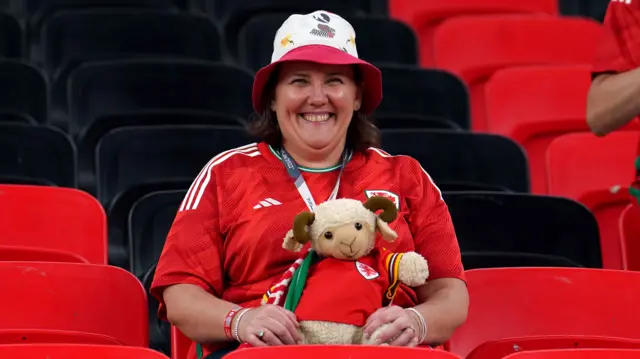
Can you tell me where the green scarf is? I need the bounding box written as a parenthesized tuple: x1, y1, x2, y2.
(196, 250, 318, 359)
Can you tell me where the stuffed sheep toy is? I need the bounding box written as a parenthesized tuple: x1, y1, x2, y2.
(281, 196, 430, 345)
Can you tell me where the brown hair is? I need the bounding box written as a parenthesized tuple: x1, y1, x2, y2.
(247, 64, 381, 153)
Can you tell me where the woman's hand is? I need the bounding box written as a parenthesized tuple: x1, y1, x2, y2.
(362, 306, 423, 347)
(237, 305, 302, 346)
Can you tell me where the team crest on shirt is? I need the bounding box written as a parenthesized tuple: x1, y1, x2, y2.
(355, 261, 379, 280)
(364, 190, 400, 210)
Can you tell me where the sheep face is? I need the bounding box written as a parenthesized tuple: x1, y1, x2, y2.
(313, 220, 376, 260)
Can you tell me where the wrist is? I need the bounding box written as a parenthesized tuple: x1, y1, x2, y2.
(223, 305, 243, 340)
(405, 307, 427, 344)
(232, 307, 253, 343)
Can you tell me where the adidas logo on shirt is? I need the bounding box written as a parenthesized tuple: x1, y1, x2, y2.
(253, 198, 282, 209)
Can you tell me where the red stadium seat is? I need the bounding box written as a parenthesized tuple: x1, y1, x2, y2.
(0, 185, 107, 264)
(447, 268, 640, 359)
(0, 261, 148, 347)
(432, 15, 603, 131)
(484, 65, 591, 194)
(503, 348, 640, 358)
(0, 344, 170, 358)
(619, 203, 640, 271)
(546, 132, 639, 269)
(389, 0, 557, 66)
(171, 326, 191, 359)
(224, 345, 463, 359)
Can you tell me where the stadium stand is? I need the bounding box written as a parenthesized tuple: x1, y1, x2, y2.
(0, 0, 636, 357)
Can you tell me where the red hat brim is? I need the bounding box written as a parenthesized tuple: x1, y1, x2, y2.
(252, 45, 382, 114)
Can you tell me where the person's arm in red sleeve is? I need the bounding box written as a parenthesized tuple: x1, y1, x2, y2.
(406, 160, 469, 345)
(587, 1, 640, 136)
(150, 168, 236, 345)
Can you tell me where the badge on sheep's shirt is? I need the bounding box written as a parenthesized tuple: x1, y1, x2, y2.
(365, 190, 400, 210)
(356, 261, 379, 280)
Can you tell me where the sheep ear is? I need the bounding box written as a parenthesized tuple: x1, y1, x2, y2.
(376, 218, 397, 242)
(283, 230, 304, 252)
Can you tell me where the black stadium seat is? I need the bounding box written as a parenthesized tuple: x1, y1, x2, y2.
(377, 65, 470, 130)
(445, 191, 602, 268)
(0, 124, 76, 187)
(381, 129, 530, 193)
(43, 10, 224, 114)
(0, 12, 22, 59)
(67, 59, 254, 137)
(238, 14, 418, 70)
(95, 125, 254, 207)
(128, 189, 186, 277)
(77, 110, 246, 191)
(26, 0, 182, 43)
(371, 114, 462, 131)
(0, 61, 48, 125)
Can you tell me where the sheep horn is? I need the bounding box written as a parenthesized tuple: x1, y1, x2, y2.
(292, 212, 315, 244)
(363, 196, 398, 223)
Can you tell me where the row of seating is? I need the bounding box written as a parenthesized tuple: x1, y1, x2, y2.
(3, 258, 635, 359)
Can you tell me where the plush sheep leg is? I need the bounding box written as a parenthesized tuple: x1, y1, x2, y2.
(398, 251, 430, 286)
(361, 323, 393, 345)
(299, 321, 363, 344)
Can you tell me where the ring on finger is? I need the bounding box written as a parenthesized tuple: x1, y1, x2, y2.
(257, 329, 266, 339)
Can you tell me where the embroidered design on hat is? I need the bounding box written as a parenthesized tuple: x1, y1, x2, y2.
(310, 12, 336, 38)
(280, 34, 294, 48)
(347, 35, 355, 46)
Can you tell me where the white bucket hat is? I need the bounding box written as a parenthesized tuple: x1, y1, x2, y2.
(251, 10, 382, 114)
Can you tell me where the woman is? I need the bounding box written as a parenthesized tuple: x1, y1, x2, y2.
(151, 10, 469, 359)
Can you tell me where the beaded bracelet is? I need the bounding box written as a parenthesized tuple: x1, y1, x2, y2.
(223, 305, 243, 340)
(406, 307, 427, 343)
(233, 308, 252, 343)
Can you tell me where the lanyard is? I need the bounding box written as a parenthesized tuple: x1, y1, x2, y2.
(279, 146, 350, 211)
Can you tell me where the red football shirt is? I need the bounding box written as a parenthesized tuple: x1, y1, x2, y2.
(150, 141, 465, 358)
(295, 247, 412, 327)
(593, 0, 640, 74)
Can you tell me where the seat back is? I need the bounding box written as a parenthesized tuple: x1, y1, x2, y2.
(620, 204, 640, 271)
(448, 267, 640, 358)
(546, 132, 639, 269)
(484, 65, 594, 194)
(128, 189, 186, 276)
(0, 124, 76, 187)
(377, 65, 470, 130)
(95, 125, 254, 206)
(444, 191, 601, 268)
(433, 15, 603, 130)
(381, 130, 529, 192)
(0, 61, 48, 125)
(0, 261, 148, 346)
(389, 0, 558, 66)
(0, 185, 107, 264)
(503, 348, 640, 359)
(67, 59, 254, 136)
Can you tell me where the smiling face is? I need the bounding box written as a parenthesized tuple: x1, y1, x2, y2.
(313, 221, 375, 260)
(271, 61, 362, 154)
